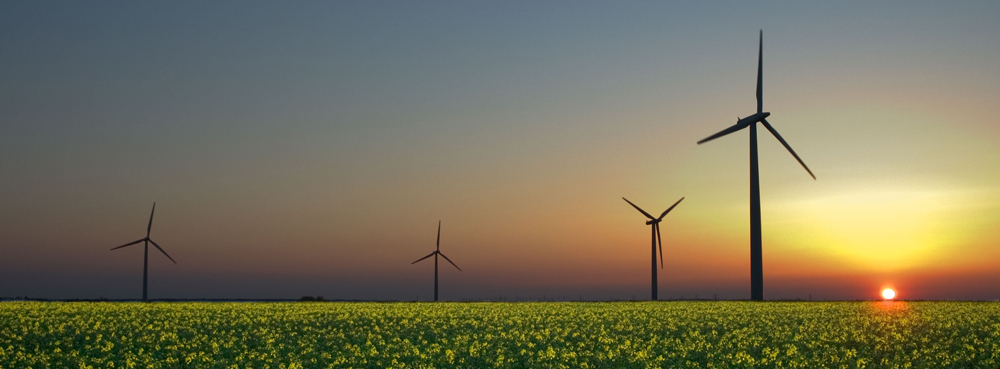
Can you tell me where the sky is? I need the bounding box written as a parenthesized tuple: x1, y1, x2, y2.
(1, 1, 998, 301)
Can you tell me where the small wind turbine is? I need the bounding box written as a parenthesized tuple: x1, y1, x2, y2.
(411, 221, 461, 302)
(697, 30, 815, 301)
(110, 202, 176, 301)
(622, 196, 684, 300)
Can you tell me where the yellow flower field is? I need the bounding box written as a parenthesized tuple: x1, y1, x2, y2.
(1, 301, 998, 368)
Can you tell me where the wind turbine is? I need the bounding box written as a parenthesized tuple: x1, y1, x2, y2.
(109, 202, 176, 301)
(697, 30, 815, 301)
(622, 197, 684, 300)
(411, 221, 461, 301)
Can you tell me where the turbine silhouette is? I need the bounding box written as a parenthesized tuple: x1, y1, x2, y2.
(411, 221, 461, 301)
(697, 30, 815, 301)
(623, 197, 684, 300)
(110, 202, 176, 301)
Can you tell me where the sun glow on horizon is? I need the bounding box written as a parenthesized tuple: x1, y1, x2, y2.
(882, 288, 896, 300)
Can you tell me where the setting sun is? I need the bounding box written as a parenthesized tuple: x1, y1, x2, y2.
(882, 288, 896, 300)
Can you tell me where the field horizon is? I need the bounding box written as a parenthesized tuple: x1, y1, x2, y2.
(4, 298, 1000, 303)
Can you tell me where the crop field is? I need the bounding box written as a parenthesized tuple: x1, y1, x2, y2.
(1, 301, 999, 368)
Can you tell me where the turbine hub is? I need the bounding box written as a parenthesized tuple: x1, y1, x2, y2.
(741, 112, 770, 125)
(646, 219, 660, 225)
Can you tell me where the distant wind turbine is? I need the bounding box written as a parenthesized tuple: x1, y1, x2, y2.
(411, 221, 461, 302)
(109, 202, 176, 301)
(622, 196, 684, 300)
(697, 30, 815, 301)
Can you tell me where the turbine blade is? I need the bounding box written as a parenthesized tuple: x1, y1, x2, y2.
(438, 252, 462, 271)
(146, 202, 156, 237)
(148, 239, 176, 264)
(622, 197, 655, 220)
(436, 221, 441, 251)
(412, 251, 436, 264)
(657, 197, 685, 220)
(110, 239, 144, 250)
(757, 30, 763, 114)
(761, 119, 815, 180)
(697, 121, 749, 145)
(656, 224, 664, 269)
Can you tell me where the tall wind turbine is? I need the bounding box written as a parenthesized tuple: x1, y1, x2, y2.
(411, 221, 461, 301)
(110, 202, 176, 301)
(697, 30, 815, 301)
(622, 197, 684, 300)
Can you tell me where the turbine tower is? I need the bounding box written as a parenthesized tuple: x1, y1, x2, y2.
(110, 202, 177, 301)
(623, 197, 684, 300)
(411, 221, 461, 301)
(697, 30, 815, 301)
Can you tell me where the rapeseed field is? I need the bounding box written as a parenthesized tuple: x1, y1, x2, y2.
(1, 301, 998, 368)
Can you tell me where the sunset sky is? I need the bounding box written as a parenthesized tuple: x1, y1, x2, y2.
(2, 2, 998, 301)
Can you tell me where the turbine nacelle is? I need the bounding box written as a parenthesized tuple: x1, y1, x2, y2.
(739, 112, 770, 125)
(645, 219, 661, 225)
